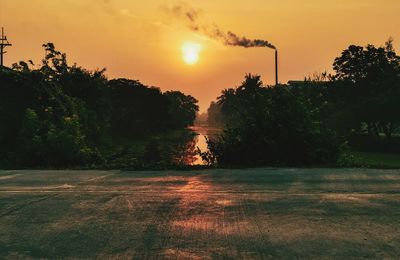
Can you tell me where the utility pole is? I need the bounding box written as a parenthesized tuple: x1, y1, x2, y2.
(0, 27, 12, 67)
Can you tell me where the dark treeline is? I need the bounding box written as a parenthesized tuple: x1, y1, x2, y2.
(203, 40, 400, 167)
(0, 43, 199, 168)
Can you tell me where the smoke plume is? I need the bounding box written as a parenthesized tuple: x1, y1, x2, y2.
(163, 2, 276, 50)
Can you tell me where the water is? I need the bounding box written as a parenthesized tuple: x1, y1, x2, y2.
(188, 125, 222, 165)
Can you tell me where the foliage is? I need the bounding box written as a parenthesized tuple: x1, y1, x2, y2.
(197, 136, 218, 166)
(0, 43, 199, 168)
(331, 40, 400, 139)
(205, 74, 341, 167)
(108, 78, 168, 138)
(333, 39, 399, 84)
(206, 101, 225, 126)
(2, 39, 400, 169)
(164, 91, 199, 129)
(18, 109, 102, 167)
(204, 39, 400, 167)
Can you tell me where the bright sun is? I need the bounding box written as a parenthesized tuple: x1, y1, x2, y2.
(182, 42, 201, 65)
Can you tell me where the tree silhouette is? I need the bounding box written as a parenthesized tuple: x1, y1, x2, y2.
(333, 40, 400, 139)
(205, 74, 340, 166)
(165, 91, 199, 129)
(0, 43, 202, 168)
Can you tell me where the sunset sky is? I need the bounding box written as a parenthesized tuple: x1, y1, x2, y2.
(1, 0, 400, 111)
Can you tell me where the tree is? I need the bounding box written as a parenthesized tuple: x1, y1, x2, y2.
(164, 91, 199, 129)
(205, 75, 340, 166)
(206, 101, 225, 126)
(216, 74, 263, 125)
(332, 40, 400, 139)
(333, 40, 399, 86)
(108, 79, 170, 138)
(0, 43, 200, 168)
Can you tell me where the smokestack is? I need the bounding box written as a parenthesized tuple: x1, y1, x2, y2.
(164, 3, 279, 83)
(275, 49, 278, 86)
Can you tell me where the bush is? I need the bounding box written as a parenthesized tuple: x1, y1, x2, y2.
(206, 75, 341, 167)
(17, 109, 101, 167)
(0, 43, 198, 169)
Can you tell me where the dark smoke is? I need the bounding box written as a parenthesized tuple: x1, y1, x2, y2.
(164, 2, 276, 50)
(224, 31, 275, 49)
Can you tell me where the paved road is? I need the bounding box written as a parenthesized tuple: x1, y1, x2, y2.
(0, 168, 399, 259)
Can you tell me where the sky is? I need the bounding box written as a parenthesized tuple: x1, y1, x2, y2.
(1, 0, 400, 111)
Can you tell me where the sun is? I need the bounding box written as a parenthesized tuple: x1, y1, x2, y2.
(182, 42, 201, 65)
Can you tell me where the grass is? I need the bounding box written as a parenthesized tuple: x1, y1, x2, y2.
(0, 168, 400, 258)
(100, 129, 197, 169)
(352, 151, 400, 168)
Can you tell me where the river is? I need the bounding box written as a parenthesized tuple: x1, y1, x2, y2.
(188, 125, 222, 165)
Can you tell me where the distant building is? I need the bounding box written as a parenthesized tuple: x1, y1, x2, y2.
(287, 80, 331, 87)
(287, 80, 306, 86)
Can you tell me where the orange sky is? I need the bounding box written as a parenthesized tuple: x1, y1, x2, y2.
(1, 0, 400, 111)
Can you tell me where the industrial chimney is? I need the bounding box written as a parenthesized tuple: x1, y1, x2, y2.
(275, 49, 278, 86)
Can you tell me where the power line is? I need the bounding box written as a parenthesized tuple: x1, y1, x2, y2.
(0, 27, 12, 67)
